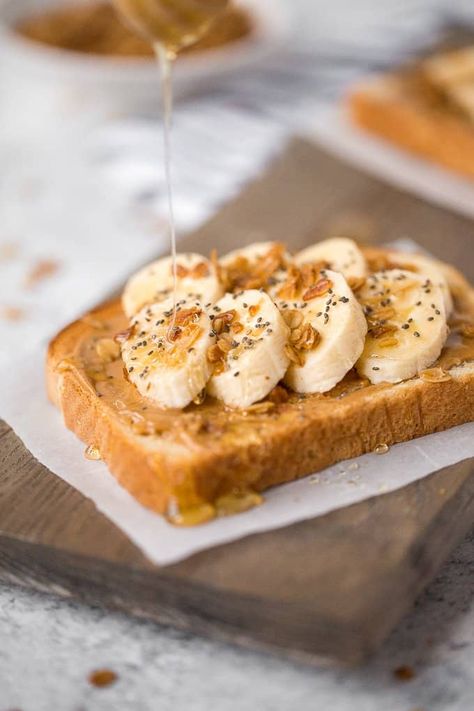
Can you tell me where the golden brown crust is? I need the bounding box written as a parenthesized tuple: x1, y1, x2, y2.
(47, 251, 474, 521)
(348, 76, 474, 179)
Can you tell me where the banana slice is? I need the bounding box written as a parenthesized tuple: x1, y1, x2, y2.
(295, 237, 367, 280)
(207, 290, 290, 409)
(385, 251, 453, 316)
(122, 253, 223, 318)
(121, 297, 215, 409)
(356, 269, 448, 384)
(220, 241, 291, 291)
(279, 269, 367, 394)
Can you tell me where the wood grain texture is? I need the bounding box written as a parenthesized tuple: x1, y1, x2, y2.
(1, 138, 473, 665)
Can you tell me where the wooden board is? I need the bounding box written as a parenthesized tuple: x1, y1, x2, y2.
(1, 138, 473, 666)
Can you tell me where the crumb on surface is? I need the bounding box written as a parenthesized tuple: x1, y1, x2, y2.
(24, 259, 60, 288)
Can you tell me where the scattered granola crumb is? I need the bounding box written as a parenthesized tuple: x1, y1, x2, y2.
(393, 665, 416, 681)
(88, 669, 118, 688)
(0, 243, 19, 261)
(24, 259, 60, 288)
(267, 385, 289, 404)
(1, 306, 24, 322)
(420, 367, 451, 383)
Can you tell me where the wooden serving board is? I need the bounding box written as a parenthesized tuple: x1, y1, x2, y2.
(1, 138, 473, 666)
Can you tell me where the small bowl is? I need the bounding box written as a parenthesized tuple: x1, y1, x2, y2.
(0, 0, 290, 120)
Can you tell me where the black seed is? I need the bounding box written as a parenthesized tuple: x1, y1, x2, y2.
(414, 331, 420, 337)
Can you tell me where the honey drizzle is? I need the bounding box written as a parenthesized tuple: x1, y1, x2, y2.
(154, 42, 178, 341)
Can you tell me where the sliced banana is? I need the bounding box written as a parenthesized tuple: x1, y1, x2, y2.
(386, 251, 453, 317)
(121, 297, 215, 409)
(295, 237, 368, 280)
(279, 269, 367, 394)
(356, 269, 448, 385)
(122, 253, 223, 318)
(220, 241, 291, 291)
(207, 290, 290, 409)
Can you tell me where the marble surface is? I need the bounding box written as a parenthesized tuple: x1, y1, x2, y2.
(0, 529, 472, 710)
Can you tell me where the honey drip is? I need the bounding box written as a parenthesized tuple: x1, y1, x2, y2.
(154, 42, 178, 341)
(84, 444, 102, 460)
(112, 0, 229, 340)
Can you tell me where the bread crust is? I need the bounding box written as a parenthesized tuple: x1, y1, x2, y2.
(47, 251, 474, 519)
(349, 76, 474, 179)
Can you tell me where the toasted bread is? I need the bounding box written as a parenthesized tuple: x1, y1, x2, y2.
(349, 71, 474, 179)
(47, 247, 474, 524)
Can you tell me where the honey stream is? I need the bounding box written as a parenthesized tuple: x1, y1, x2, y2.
(113, 0, 229, 339)
(154, 43, 178, 338)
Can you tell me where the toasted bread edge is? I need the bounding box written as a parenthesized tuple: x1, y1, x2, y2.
(348, 78, 474, 179)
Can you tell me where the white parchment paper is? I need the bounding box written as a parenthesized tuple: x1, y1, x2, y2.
(2, 347, 473, 566)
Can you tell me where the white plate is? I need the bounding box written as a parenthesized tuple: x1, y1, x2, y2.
(0, 0, 291, 118)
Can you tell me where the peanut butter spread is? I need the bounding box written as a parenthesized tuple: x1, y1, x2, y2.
(62, 300, 474, 449)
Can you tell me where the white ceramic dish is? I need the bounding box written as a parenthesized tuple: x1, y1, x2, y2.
(0, 0, 290, 116)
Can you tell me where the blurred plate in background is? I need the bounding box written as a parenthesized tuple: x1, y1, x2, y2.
(0, 0, 290, 122)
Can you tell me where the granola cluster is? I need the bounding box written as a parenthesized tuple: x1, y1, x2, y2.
(282, 309, 320, 366)
(222, 243, 289, 291)
(206, 309, 241, 375)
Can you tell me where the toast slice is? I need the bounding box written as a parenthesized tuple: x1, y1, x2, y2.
(348, 49, 474, 179)
(47, 247, 474, 525)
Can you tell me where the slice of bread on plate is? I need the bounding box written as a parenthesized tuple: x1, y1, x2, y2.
(348, 45, 474, 179)
(47, 241, 474, 525)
